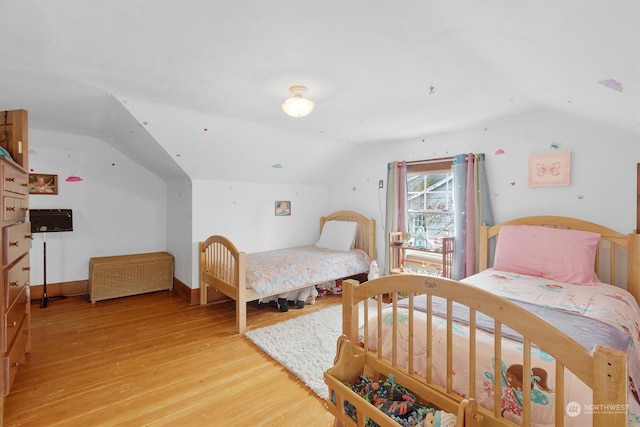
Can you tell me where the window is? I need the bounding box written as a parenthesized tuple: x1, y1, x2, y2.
(406, 159, 454, 253)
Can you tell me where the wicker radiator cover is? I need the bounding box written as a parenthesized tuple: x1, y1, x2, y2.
(89, 252, 174, 303)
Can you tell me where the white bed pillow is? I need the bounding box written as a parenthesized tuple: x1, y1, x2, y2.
(316, 221, 358, 252)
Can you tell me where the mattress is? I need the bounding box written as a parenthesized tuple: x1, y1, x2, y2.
(247, 245, 370, 295)
(362, 268, 640, 426)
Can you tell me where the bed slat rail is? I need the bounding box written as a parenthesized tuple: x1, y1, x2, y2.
(493, 320, 503, 422)
(556, 360, 566, 427)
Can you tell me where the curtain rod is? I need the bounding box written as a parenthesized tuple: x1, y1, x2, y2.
(407, 156, 453, 166)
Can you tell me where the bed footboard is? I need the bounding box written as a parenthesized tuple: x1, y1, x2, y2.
(199, 235, 247, 332)
(339, 275, 628, 427)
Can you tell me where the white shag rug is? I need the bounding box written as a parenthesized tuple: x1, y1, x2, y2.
(245, 304, 342, 399)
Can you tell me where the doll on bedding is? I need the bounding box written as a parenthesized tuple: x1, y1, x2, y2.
(423, 411, 457, 427)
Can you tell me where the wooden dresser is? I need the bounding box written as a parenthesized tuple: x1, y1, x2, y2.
(0, 109, 30, 423)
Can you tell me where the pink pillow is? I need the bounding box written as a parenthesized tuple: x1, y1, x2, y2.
(493, 225, 600, 286)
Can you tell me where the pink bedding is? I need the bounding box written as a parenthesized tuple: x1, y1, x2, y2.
(247, 245, 370, 295)
(362, 268, 640, 426)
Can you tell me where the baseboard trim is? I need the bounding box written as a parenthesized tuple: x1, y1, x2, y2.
(29, 278, 199, 306)
(29, 280, 88, 300)
(29, 275, 367, 306)
(173, 278, 230, 306)
(172, 277, 197, 305)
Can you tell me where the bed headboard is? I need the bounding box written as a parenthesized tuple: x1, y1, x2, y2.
(321, 210, 376, 262)
(479, 215, 640, 305)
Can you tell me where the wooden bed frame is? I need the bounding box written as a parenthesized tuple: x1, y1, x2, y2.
(479, 215, 640, 305)
(326, 216, 640, 426)
(199, 210, 376, 334)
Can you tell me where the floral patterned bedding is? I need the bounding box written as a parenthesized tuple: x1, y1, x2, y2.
(246, 245, 370, 295)
(362, 268, 640, 426)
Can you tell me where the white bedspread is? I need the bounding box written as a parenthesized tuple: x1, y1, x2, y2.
(247, 245, 370, 295)
(362, 268, 640, 426)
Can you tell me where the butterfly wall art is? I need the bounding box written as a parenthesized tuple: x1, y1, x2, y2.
(527, 151, 571, 187)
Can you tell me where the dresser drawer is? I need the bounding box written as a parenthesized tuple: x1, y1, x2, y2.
(4, 287, 28, 353)
(2, 302, 28, 353)
(4, 222, 31, 266)
(3, 315, 28, 395)
(5, 254, 29, 311)
(3, 196, 27, 222)
(2, 163, 28, 196)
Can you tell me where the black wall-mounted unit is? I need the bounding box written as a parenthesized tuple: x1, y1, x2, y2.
(29, 209, 73, 233)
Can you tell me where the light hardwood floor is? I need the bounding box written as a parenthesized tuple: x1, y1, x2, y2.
(5, 291, 340, 426)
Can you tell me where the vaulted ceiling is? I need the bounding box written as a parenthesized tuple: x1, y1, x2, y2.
(1, 1, 638, 183)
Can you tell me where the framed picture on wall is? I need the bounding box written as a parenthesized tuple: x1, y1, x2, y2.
(28, 173, 58, 195)
(275, 200, 291, 216)
(527, 151, 571, 187)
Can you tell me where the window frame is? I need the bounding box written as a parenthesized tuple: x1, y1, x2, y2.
(405, 157, 454, 261)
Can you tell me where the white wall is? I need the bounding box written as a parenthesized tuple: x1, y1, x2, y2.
(28, 130, 168, 286)
(30, 109, 639, 291)
(190, 179, 329, 288)
(328, 110, 640, 263)
(166, 177, 193, 286)
(28, 130, 333, 291)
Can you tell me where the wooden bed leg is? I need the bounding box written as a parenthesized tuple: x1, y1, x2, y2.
(199, 283, 207, 305)
(198, 241, 208, 305)
(237, 299, 246, 334)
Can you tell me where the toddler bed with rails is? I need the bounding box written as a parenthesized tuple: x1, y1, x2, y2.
(325, 215, 640, 427)
(199, 210, 376, 334)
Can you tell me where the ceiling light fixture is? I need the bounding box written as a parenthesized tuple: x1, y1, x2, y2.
(282, 86, 315, 118)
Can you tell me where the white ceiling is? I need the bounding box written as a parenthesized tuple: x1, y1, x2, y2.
(1, 1, 638, 183)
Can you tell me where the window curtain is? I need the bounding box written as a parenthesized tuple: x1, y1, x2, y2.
(384, 161, 407, 274)
(452, 153, 494, 280)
